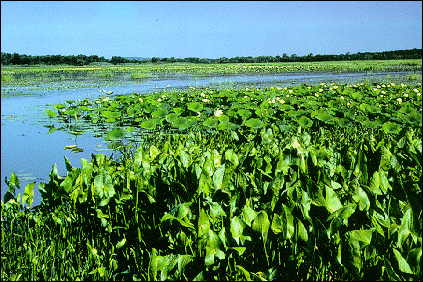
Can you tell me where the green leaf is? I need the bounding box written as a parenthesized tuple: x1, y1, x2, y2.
(45, 109, 57, 118)
(212, 166, 225, 190)
(297, 219, 308, 242)
(106, 128, 125, 140)
(244, 118, 264, 129)
(352, 186, 370, 211)
(116, 238, 126, 249)
(393, 249, 414, 274)
(297, 115, 313, 128)
(252, 210, 270, 244)
(324, 185, 342, 213)
(369, 171, 383, 195)
(283, 205, 295, 240)
(350, 229, 373, 246)
(140, 119, 160, 130)
(22, 183, 35, 206)
(94, 174, 115, 201)
(242, 205, 256, 227)
(382, 122, 401, 134)
(198, 209, 210, 238)
(225, 149, 239, 168)
(187, 102, 203, 112)
(149, 145, 160, 161)
(230, 216, 245, 245)
(271, 213, 284, 235)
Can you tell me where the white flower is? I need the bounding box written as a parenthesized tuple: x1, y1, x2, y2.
(340, 96, 344, 99)
(381, 90, 386, 94)
(277, 97, 286, 104)
(200, 92, 207, 97)
(413, 88, 420, 93)
(396, 97, 402, 103)
(157, 98, 162, 102)
(202, 98, 210, 103)
(403, 93, 408, 98)
(138, 98, 143, 103)
(319, 88, 323, 92)
(333, 86, 338, 89)
(377, 85, 381, 89)
(315, 93, 319, 97)
(401, 83, 406, 87)
(214, 109, 223, 117)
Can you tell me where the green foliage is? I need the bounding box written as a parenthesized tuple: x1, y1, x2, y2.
(2, 82, 422, 281)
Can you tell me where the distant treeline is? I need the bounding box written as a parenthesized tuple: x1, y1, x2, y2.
(1, 48, 421, 66)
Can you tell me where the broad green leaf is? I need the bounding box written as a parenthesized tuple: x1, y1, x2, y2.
(213, 166, 225, 190)
(369, 171, 383, 195)
(352, 186, 370, 211)
(22, 183, 35, 206)
(187, 102, 203, 112)
(225, 149, 239, 168)
(271, 213, 284, 235)
(242, 205, 256, 227)
(106, 128, 125, 140)
(350, 229, 373, 246)
(244, 118, 264, 129)
(140, 118, 160, 130)
(382, 121, 401, 134)
(297, 115, 313, 128)
(325, 185, 342, 213)
(297, 219, 308, 242)
(236, 265, 251, 280)
(149, 145, 160, 161)
(230, 216, 245, 245)
(252, 210, 270, 244)
(283, 205, 295, 240)
(393, 249, 414, 274)
(198, 209, 210, 238)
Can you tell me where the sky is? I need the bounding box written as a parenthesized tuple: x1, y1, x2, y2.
(1, 1, 422, 59)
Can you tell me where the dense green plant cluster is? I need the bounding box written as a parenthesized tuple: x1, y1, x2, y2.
(2, 82, 422, 281)
(47, 82, 422, 138)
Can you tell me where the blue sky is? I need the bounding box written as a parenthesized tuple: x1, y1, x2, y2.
(1, 1, 422, 58)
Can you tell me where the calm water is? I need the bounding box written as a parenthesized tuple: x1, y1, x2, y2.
(1, 71, 420, 204)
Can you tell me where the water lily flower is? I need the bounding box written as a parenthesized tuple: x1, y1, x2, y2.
(214, 109, 223, 117)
